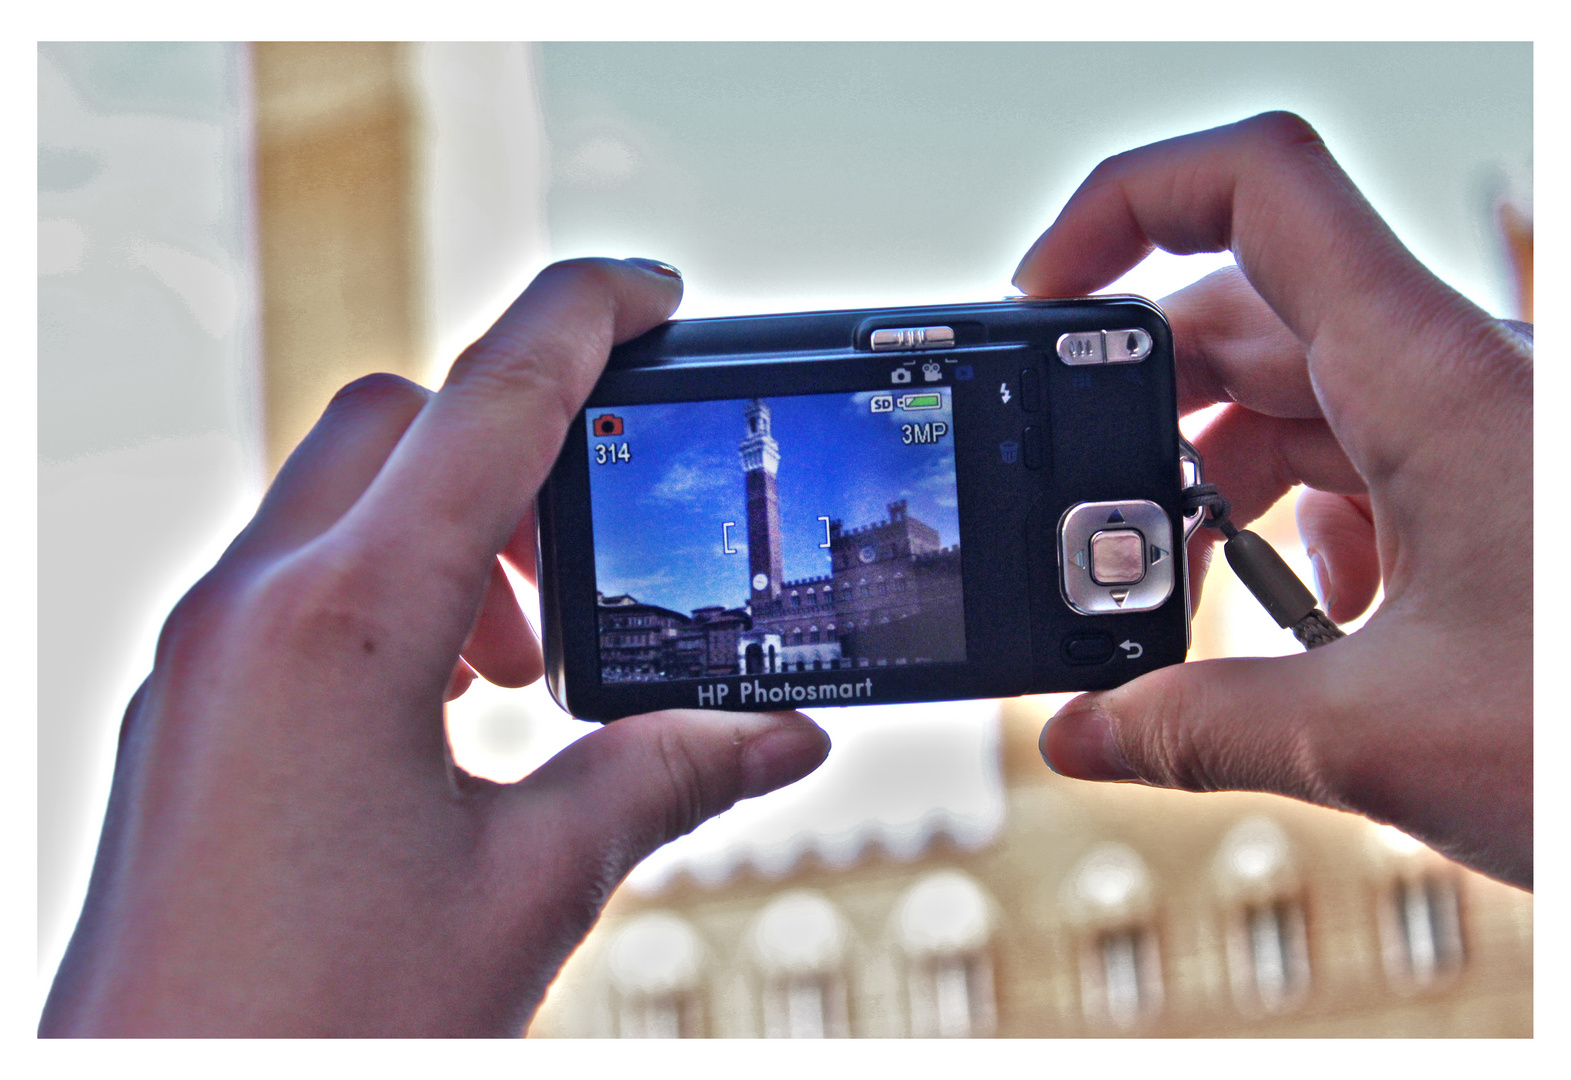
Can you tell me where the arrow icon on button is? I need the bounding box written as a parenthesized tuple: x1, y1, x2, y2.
(1119, 640, 1144, 659)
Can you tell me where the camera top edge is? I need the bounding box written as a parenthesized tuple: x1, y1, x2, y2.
(607, 294, 1168, 370)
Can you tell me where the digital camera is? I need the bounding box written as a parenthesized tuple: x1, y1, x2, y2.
(536, 298, 1203, 722)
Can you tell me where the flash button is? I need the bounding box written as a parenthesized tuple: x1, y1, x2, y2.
(1089, 529, 1146, 585)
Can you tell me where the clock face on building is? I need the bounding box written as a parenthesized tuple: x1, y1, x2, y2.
(753, 573, 769, 591)
(859, 545, 878, 564)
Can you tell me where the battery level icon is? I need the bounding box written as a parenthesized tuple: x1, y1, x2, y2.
(897, 392, 943, 411)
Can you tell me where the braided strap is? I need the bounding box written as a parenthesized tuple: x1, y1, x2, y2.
(1291, 609, 1346, 650)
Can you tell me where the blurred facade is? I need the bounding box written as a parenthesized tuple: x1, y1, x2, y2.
(529, 692, 1532, 1038)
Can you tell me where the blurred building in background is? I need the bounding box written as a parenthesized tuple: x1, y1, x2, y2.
(40, 42, 1534, 1033)
(530, 677, 1533, 1038)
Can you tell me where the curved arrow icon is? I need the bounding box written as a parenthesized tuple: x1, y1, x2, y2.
(1119, 640, 1143, 659)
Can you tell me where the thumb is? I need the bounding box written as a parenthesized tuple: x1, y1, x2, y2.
(487, 709, 829, 921)
(1039, 652, 1348, 805)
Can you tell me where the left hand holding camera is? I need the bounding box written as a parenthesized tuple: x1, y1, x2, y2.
(40, 258, 830, 1036)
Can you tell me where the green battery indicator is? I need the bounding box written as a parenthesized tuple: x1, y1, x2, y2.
(897, 392, 942, 411)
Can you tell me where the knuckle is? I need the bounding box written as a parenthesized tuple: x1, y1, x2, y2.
(328, 371, 427, 411)
(1136, 673, 1226, 793)
(1243, 110, 1324, 153)
(249, 549, 391, 664)
(153, 569, 238, 672)
(1083, 148, 1138, 192)
(534, 256, 623, 297)
(447, 335, 585, 432)
(650, 727, 710, 841)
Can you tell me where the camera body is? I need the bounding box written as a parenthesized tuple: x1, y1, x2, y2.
(536, 297, 1201, 722)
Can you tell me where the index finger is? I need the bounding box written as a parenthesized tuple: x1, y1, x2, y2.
(334, 258, 682, 638)
(1012, 112, 1516, 479)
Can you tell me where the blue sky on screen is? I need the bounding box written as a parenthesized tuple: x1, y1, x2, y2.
(587, 388, 959, 617)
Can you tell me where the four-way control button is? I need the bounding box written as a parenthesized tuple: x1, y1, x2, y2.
(1058, 500, 1175, 615)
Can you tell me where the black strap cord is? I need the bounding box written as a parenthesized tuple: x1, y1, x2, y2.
(1180, 483, 1346, 651)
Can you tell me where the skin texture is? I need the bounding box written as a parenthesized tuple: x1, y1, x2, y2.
(1018, 113, 1532, 891)
(40, 258, 831, 1037)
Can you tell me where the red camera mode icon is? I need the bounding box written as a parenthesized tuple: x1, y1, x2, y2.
(593, 414, 624, 437)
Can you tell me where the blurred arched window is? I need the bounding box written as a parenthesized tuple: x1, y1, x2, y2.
(1214, 816, 1311, 1013)
(895, 869, 996, 1037)
(1064, 842, 1163, 1029)
(748, 890, 850, 1038)
(1369, 825, 1465, 989)
(608, 912, 704, 1037)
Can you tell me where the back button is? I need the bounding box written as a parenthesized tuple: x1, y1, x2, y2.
(1062, 632, 1115, 666)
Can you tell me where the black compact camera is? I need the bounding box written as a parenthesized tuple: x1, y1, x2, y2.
(536, 298, 1203, 722)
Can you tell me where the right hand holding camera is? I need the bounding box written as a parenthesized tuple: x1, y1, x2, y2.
(1019, 112, 1533, 890)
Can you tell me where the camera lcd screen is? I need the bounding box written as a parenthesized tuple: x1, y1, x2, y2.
(585, 388, 966, 684)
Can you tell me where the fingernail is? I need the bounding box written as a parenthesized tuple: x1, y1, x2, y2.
(739, 721, 831, 799)
(1308, 550, 1333, 610)
(1040, 697, 1138, 782)
(625, 257, 682, 279)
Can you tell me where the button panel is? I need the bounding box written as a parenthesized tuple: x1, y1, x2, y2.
(1059, 500, 1174, 614)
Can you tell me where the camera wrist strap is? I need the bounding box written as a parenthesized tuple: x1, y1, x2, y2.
(1179, 484, 1345, 651)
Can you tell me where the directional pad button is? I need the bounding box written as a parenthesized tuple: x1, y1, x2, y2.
(1058, 500, 1175, 615)
(1090, 529, 1147, 586)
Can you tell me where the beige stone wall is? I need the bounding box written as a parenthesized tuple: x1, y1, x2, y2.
(251, 42, 428, 476)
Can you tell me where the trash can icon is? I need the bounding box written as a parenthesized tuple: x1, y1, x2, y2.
(999, 440, 1020, 465)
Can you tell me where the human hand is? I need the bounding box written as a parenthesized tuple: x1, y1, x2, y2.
(1015, 113, 1532, 889)
(40, 258, 831, 1036)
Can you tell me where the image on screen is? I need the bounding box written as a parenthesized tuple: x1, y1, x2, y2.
(586, 388, 965, 683)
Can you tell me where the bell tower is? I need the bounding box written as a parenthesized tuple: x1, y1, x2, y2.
(739, 398, 784, 605)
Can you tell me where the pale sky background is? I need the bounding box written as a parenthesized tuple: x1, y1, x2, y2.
(37, 42, 1533, 995)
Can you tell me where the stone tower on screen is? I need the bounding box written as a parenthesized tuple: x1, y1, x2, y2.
(739, 398, 784, 604)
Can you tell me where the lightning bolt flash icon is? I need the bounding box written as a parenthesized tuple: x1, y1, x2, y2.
(999, 382, 1012, 404)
